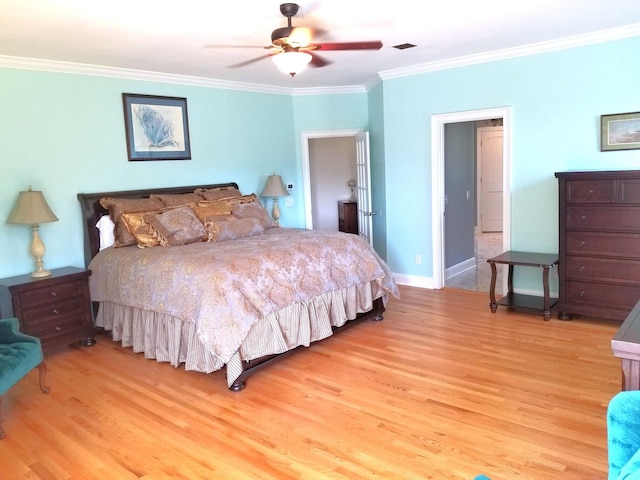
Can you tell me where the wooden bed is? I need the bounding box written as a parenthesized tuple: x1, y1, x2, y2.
(77, 182, 393, 391)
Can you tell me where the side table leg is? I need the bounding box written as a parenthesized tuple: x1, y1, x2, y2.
(542, 265, 551, 321)
(489, 262, 497, 313)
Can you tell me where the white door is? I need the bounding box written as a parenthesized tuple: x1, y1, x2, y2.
(478, 126, 503, 232)
(355, 131, 373, 245)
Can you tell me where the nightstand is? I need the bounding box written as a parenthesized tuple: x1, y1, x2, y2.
(338, 201, 358, 234)
(0, 267, 96, 353)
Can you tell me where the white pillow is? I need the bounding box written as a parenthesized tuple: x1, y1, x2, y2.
(96, 215, 115, 250)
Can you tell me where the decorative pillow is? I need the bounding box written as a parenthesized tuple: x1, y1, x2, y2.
(150, 192, 201, 208)
(226, 193, 258, 206)
(99, 197, 164, 247)
(195, 186, 242, 201)
(190, 200, 233, 223)
(144, 206, 206, 246)
(205, 217, 264, 242)
(121, 210, 162, 248)
(232, 200, 277, 228)
(95, 215, 115, 250)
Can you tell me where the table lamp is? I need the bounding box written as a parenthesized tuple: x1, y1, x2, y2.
(260, 174, 289, 225)
(7, 186, 59, 277)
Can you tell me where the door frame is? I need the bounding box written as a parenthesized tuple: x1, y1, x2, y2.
(301, 128, 364, 229)
(431, 107, 512, 289)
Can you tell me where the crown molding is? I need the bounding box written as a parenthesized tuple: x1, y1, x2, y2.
(0, 56, 298, 95)
(2, 23, 639, 94)
(379, 23, 640, 80)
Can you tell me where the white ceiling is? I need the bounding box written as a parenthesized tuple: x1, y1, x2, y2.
(2, 0, 640, 91)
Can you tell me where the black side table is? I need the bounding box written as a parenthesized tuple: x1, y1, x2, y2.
(487, 251, 559, 320)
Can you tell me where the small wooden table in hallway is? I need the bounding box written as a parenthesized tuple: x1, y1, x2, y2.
(487, 251, 559, 320)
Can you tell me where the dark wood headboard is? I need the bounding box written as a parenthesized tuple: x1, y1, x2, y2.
(77, 182, 239, 267)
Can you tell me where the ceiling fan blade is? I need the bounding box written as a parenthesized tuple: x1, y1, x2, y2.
(204, 44, 270, 49)
(308, 51, 331, 68)
(227, 53, 275, 69)
(313, 41, 383, 51)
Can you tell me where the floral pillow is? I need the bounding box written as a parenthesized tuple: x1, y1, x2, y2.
(232, 200, 277, 228)
(99, 197, 164, 247)
(150, 192, 202, 208)
(205, 217, 264, 242)
(144, 206, 206, 246)
(195, 186, 242, 201)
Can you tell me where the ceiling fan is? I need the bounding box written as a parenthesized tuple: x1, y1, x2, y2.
(205, 3, 383, 77)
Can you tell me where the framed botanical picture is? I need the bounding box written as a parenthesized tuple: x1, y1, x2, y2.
(601, 111, 640, 152)
(122, 93, 191, 161)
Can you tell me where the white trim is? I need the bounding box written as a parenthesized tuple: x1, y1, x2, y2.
(300, 129, 364, 229)
(379, 23, 640, 80)
(431, 107, 512, 290)
(2, 23, 638, 94)
(445, 257, 476, 280)
(392, 273, 434, 289)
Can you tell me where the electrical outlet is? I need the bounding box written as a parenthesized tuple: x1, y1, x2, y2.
(285, 197, 294, 207)
(415, 255, 422, 264)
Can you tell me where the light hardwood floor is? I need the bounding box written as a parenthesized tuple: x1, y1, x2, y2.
(0, 286, 621, 479)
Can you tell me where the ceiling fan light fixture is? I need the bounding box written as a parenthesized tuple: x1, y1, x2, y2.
(272, 51, 312, 77)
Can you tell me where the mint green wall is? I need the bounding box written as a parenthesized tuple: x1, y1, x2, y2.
(291, 92, 369, 232)
(0, 69, 298, 277)
(381, 36, 640, 290)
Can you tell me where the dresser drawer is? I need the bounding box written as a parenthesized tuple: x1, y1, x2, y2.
(566, 280, 640, 310)
(567, 206, 640, 231)
(566, 256, 640, 283)
(620, 179, 640, 204)
(566, 231, 640, 259)
(566, 179, 615, 203)
(19, 280, 85, 309)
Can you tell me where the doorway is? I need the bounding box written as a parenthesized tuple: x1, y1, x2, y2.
(301, 129, 363, 230)
(431, 107, 512, 291)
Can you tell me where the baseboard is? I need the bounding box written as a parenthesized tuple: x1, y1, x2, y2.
(445, 257, 476, 280)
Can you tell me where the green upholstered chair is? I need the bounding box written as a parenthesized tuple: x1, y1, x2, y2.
(0, 317, 50, 439)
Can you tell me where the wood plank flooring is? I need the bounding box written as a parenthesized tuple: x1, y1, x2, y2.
(0, 286, 621, 479)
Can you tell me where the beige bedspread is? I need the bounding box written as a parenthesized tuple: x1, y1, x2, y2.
(88, 228, 398, 365)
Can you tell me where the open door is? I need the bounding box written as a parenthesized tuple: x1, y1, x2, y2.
(355, 131, 373, 245)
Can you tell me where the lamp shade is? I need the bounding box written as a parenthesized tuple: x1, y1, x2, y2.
(7, 187, 59, 225)
(260, 175, 289, 198)
(272, 51, 312, 77)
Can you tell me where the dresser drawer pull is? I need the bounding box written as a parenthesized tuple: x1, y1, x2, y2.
(579, 265, 586, 271)
(580, 215, 587, 221)
(580, 290, 586, 297)
(52, 308, 60, 315)
(587, 189, 594, 197)
(50, 291, 57, 297)
(54, 326, 62, 332)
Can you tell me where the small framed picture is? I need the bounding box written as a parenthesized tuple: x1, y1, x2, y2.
(600, 111, 640, 152)
(122, 93, 191, 161)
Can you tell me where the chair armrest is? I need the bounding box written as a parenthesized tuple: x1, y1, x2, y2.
(0, 317, 41, 345)
(608, 391, 640, 479)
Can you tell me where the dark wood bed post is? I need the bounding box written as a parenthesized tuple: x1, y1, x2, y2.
(78, 183, 387, 391)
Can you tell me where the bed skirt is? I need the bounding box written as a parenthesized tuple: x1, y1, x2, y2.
(95, 280, 385, 387)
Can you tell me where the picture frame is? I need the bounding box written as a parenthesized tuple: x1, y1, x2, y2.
(600, 111, 640, 152)
(122, 93, 191, 161)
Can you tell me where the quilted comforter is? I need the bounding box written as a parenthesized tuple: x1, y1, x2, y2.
(88, 228, 399, 364)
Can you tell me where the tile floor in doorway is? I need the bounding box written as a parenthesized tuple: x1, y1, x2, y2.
(446, 232, 504, 294)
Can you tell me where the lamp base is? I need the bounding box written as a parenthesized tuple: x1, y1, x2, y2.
(31, 269, 52, 278)
(271, 197, 281, 225)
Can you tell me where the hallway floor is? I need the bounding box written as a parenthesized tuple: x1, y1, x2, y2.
(446, 232, 504, 294)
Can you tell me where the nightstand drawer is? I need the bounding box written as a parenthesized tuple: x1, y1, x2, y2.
(24, 312, 87, 344)
(19, 280, 84, 308)
(20, 297, 87, 324)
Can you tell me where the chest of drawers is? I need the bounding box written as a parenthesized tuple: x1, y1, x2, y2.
(0, 267, 95, 353)
(555, 170, 640, 321)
